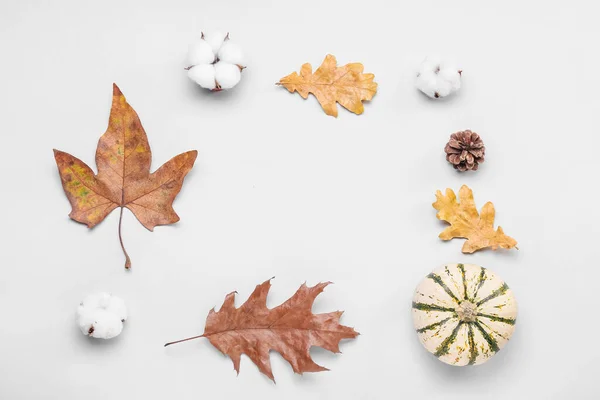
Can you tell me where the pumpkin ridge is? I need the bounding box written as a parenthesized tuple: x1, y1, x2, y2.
(473, 321, 499, 353)
(444, 265, 465, 302)
(434, 321, 464, 357)
(467, 323, 478, 365)
(473, 267, 487, 300)
(457, 264, 469, 300)
(412, 302, 456, 313)
(476, 283, 509, 307)
(416, 317, 453, 333)
(479, 320, 510, 341)
(427, 273, 460, 303)
(477, 313, 516, 325)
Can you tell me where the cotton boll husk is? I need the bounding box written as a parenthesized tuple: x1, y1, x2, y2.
(214, 62, 241, 89)
(188, 64, 216, 90)
(187, 39, 214, 66)
(203, 31, 227, 54)
(218, 41, 244, 66)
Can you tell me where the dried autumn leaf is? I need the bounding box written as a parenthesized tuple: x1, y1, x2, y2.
(165, 279, 358, 382)
(433, 185, 517, 254)
(277, 54, 377, 117)
(53, 84, 197, 269)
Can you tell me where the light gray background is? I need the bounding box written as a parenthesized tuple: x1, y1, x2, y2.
(0, 0, 598, 399)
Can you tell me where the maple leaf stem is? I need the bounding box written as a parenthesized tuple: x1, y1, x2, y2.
(118, 206, 132, 269)
(164, 334, 205, 347)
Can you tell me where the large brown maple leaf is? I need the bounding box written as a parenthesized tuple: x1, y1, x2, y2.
(53, 84, 197, 269)
(277, 54, 377, 117)
(165, 279, 359, 382)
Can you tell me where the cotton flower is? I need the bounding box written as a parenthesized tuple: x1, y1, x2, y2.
(186, 31, 246, 91)
(77, 292, 127, 339)
(415, 56, 461, 99)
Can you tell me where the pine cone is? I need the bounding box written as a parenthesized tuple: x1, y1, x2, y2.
(444, 130, 485, 171)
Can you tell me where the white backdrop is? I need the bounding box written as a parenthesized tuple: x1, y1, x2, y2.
(1, 1, 598, 399)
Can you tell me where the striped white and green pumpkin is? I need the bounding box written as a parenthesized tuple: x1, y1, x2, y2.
(412, 263, 517, 366)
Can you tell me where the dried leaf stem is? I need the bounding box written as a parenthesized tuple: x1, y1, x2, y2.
(164, 334, 206, 347)
(118, 207, 131, 270)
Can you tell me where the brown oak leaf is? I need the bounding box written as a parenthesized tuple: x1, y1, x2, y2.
(277, 54, 377, 117)
(433, 185, 518, 253)
(165, 279, 359, 382)
(53, 84, 197, 269)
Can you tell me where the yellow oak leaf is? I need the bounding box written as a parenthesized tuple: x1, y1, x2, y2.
(277, 54, 377, 117)
(433, 185, 517, 254)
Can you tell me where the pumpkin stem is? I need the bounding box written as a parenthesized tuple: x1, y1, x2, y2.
(456, 301, 477, 322)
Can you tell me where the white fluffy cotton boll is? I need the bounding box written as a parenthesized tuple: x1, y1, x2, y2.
(188, 64, 216, 90)
(77, 292, 127, 339)
(416, 57, 461, 98)
(218, 41, 244, 66)
(203, 31, 228, 54)
(187, 39, 215, 66)
(187, 31, 245, 91)
(214, 62, 241, 89)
